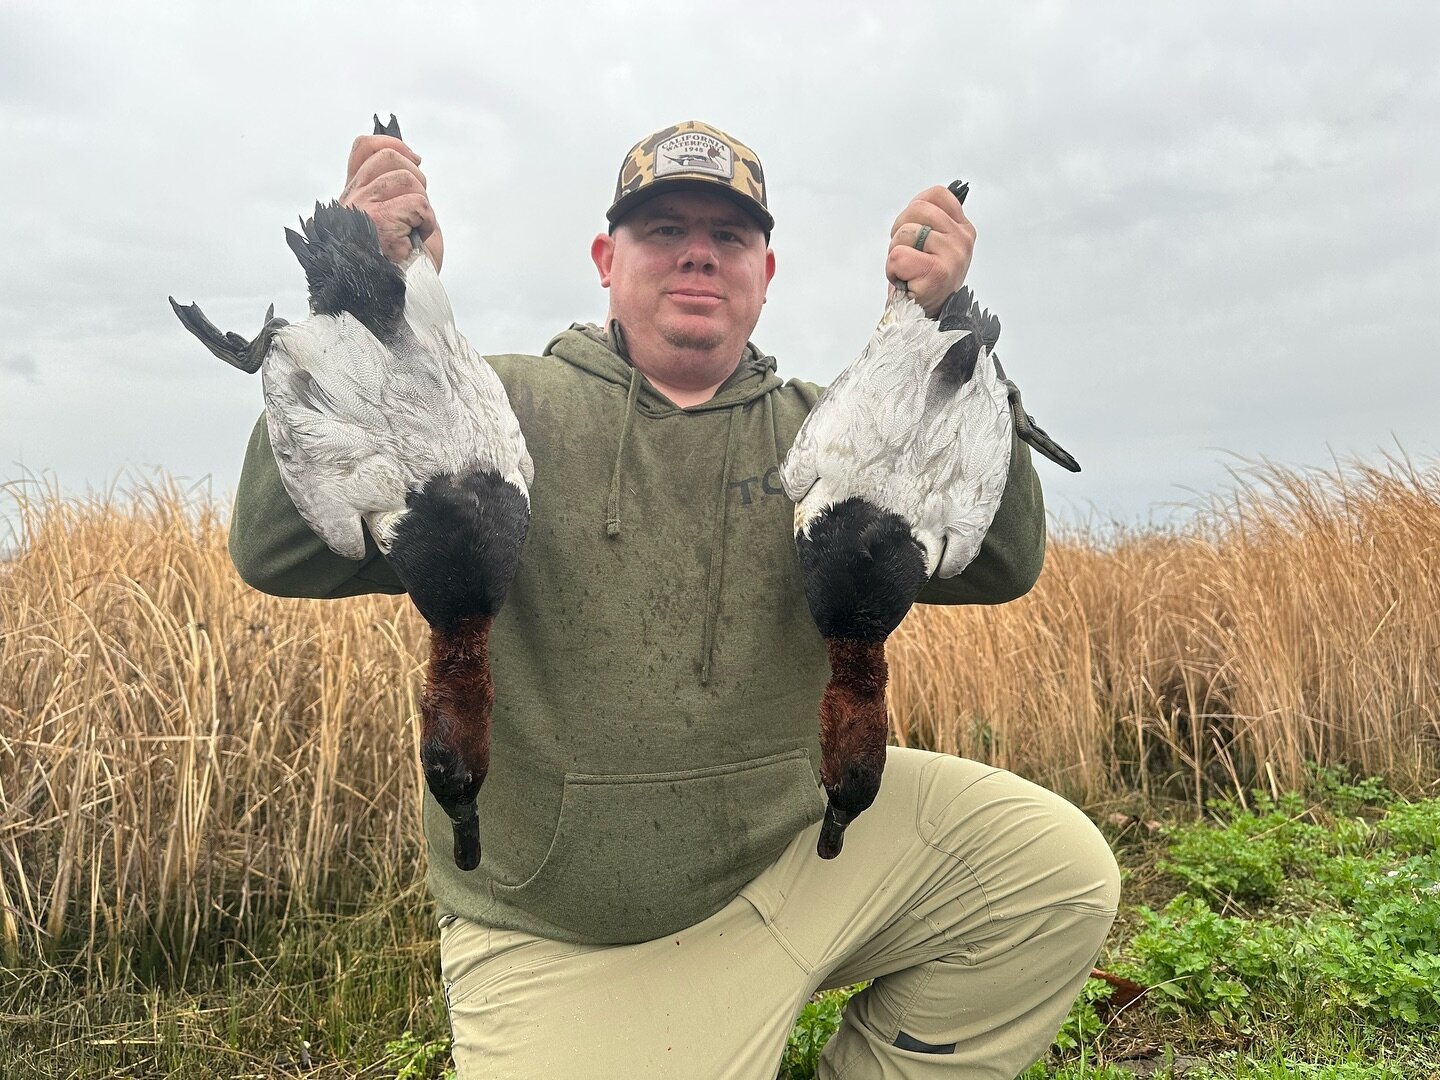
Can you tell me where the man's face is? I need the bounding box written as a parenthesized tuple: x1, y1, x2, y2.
(592, 188, 776, 401)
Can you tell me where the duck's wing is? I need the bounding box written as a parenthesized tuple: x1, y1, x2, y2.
(395, 251, 534, 491)
(929, 395, 1013, 578)
(263, 317, 411, 559)
(451, 331, 534, 491)
(779, 356, 880, 505)
(778, 404, 821, 503)
(780, 293, 925, 505)
(783, 296, 967, 512)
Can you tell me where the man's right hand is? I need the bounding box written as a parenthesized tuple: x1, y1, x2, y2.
(341, 131, 445, 271)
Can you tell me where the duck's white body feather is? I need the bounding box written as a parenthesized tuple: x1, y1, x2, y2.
(262, 248, 533, 560)
(780, 291, 1012, 580)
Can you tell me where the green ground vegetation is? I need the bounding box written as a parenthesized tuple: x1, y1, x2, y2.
(4, 768, 1438, 1079)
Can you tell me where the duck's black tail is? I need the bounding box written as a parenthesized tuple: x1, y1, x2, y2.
(936, 286, 1000, 350)
(284, 201, 406, 339)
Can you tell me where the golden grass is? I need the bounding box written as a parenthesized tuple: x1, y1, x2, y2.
(0, 477, 430, 974)
(3, 453, 1438, 973)
(889, 453, 1440, 809)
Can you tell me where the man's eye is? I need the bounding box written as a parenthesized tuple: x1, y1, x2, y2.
(716, 231, 740, 244)
(656, 225, 683, 237)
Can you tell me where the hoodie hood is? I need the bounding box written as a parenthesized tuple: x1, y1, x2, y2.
(538, 323, 790, 685)
(542, 322, 784, 415)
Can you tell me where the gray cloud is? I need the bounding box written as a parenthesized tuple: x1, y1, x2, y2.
(3, 0, 1438, 533)
(1, 353, 37, 383)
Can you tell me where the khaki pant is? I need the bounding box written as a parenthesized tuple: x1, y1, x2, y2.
(439, 748, 1121, 1079)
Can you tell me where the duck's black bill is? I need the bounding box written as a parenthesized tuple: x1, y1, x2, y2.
(451, 808, 481, 872)
(817, 802, 855, 860)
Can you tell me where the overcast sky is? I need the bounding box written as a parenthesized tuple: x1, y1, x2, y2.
(3, 1, 1437, 549)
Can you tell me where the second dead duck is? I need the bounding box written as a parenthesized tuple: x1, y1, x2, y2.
(170, 115, 532, 871)
(779, 181, 1080, 859)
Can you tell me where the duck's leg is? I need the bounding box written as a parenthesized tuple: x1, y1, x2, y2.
(795, 496, 930, 859)
(366, 113, 426, 259)
(992, 355, 1082, 473)
(384, 470, 530, 871)
(168, 299, 287, 374)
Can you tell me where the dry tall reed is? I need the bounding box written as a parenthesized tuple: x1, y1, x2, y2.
(889, 452, 1440, 808)
(0, 477, 429, 975)
(2, 453, 1438, 974)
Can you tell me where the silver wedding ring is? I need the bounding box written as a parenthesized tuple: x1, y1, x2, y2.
(913, 224, 932, 252)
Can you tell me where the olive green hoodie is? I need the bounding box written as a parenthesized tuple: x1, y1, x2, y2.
(229, 324, 1046, 944)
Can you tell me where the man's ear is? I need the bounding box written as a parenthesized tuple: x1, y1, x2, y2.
(761, 248, 776, 303)
(591, 233, 615, 287)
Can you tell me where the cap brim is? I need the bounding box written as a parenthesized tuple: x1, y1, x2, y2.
(607, 176, 774, 233)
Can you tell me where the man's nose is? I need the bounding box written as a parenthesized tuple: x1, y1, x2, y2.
(678, 234, 718, 272)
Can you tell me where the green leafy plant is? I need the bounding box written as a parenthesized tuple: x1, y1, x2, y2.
(1050, 978, 1111, 1053)
(1304, 765, 1394, 816)
(777, 985, 864, 1079)
(1126, 794, 1440, 1030)
(381, 1029, 454, 1080)
(1157, 792, 1332, 905)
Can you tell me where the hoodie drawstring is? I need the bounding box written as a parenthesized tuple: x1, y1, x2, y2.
(700, 406, 739, 685)
(606, 365, 641, 538)
(764, 389, 785, 469)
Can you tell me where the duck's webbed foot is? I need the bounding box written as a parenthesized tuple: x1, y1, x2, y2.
(168, 298, 286, 374)
(992, 355, 1081, 473)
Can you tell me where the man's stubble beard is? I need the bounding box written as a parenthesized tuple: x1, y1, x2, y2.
(659, 324, 727, 353)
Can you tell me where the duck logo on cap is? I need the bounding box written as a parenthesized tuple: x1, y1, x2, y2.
(656, 131, 733, 178)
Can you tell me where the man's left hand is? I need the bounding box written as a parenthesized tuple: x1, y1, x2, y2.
(885, 185, 976, 317)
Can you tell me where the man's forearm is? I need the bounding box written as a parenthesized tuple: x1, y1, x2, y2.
(229, 414, 404, 599)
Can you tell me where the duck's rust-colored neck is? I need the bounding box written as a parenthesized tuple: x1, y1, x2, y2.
(422, 615, 495, 773)
(818, 638, 890, 791)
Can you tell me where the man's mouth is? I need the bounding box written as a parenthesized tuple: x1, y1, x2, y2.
(667, 289, 724, 306)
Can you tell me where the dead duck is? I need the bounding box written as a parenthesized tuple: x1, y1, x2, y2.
(779, 182, 1079, 859)
(169, 114, 533, 871)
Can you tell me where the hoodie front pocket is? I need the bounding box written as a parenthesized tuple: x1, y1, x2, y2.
(493, 748, 822, 944)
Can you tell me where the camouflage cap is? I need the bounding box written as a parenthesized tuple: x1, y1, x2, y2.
(607, 120, 772, 234)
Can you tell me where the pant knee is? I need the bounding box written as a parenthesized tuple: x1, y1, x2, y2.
(1049, 796, 1121, 916)
(923, 764, 1121, 922)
